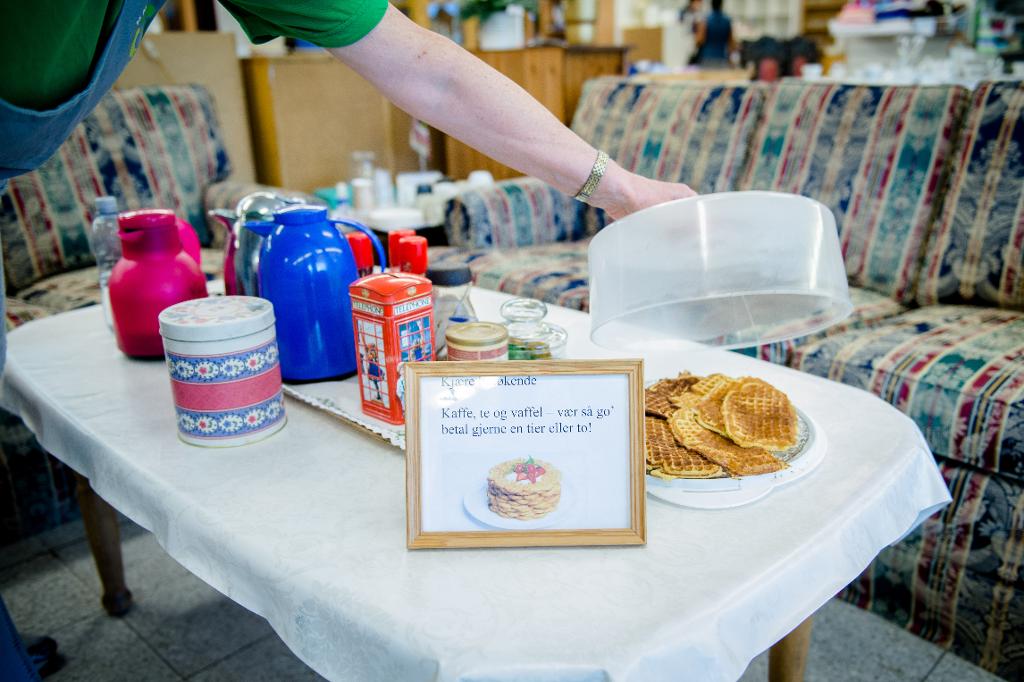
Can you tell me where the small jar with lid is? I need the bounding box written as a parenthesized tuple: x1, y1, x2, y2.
(500, 298, 568, 360)
(426, 263, 477, 357)
(158, 296, 286, 447)
(446, 322, 508, 361)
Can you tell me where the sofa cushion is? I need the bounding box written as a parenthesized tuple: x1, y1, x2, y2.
(739, 83, 967, 304)
(842, 457, 1023, 679)
(13, 248, 222, 315)
(0, 85, 231, 292)
(442, 178, 594, 249)
(430, 242, 591, 312)
(4, 298, 55, 332)
(15, 268, 102, 314)
(572, 78, 765, 193)
(737, 286, 908, 365)
(917, 81, 1024, 310)
(792, 305, 1024, 478)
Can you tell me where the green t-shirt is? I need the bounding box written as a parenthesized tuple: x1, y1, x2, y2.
(221, 0, 389, 49)
(0, 1, 126, 111)
(0, 0, 388, 111)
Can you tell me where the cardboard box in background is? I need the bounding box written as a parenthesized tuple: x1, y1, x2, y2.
(242, 53, 446, 193)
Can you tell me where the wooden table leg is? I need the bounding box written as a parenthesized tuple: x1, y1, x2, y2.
(73, 472, 133, 616)
(768, 616, 813, 682)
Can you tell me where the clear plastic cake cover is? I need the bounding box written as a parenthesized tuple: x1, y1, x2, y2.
(588, 191, 853, 352)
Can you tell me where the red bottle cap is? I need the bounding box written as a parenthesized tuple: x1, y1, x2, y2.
(388, 229, 416, 270)
(346, 231, 374, 274)
(398, 235, 428, 275)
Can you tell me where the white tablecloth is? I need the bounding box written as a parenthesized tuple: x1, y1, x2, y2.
(0, 289, 950, 682)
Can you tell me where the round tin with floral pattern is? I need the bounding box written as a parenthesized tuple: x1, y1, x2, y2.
(158, 296, 285, 447)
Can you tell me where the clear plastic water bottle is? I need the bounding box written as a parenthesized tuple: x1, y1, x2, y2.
(88, 196, 122, 329)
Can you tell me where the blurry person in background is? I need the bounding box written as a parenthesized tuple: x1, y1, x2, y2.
(681, 0, 706, 65)
(748, 36, 786, 82)
(786, 36, 821, 78)
(695, 0, 735, 68)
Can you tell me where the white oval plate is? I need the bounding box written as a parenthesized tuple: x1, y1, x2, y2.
(646, 407, 826, 510)
(463, 482, 575, 530)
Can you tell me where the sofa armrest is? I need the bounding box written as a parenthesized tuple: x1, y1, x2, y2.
(444, 177, 608, 249)
(203, 181, 323, 250)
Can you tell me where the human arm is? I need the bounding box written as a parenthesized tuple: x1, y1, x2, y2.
(330, 6, 695, 219)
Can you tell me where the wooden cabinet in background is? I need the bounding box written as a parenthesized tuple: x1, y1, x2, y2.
(563, 46, 627, 125)
(444, 45, 627, 181)
(621, 27, 664, 65)
(242, 54, 444, 192)
(475, 46, 567, 120)
(802, 0, 846, 44)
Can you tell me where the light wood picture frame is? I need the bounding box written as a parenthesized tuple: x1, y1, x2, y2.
(405, 359, 645, 549)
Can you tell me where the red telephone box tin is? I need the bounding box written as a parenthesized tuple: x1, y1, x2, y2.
(349, 273, 434, 425)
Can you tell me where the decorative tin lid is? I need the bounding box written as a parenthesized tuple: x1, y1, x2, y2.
(159, 296, 275, 342)
(350, 272, 432, 303)
(446, 322, 508, 348)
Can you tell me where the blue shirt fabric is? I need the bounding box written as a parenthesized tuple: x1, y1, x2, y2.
(701, 10, 732, 62)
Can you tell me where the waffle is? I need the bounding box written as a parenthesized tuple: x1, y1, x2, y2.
(648, 372, 700, 397)
(668, 408, 787, 476)
(645, 372, 700, 419)
(645, 417, 723, 478)
(694, 378, 738, 436)
(645, 391, 679, 419)
(690, 373, 733, 397)
(669, 390, 702, 410)
(722, 378, 798, 450)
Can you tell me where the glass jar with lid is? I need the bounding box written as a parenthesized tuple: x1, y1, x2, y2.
(446, 322, 508, 361)
(500, 298, 568, 360)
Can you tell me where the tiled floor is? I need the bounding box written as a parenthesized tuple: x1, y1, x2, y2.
(1, 518, 1009, 681)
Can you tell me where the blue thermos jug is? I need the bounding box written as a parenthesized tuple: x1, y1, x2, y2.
(244, 205, 387, 381)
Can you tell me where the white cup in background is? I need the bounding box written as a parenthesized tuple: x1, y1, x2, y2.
(351, 178, 374, 211)
(467, 170, 495, 187)
(802, 63, 823, 81)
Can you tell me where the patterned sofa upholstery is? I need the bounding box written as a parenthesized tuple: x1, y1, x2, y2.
(435, 78, 1024, 678)
(788, 84, 1024, 677)
(0, 85, 234, 544)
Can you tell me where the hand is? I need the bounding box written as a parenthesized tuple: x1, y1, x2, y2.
(590, 162, 698, 220)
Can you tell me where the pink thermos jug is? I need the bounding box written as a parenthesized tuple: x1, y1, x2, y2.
(175, 216, 202, 268)
(109, 209, 207, 357)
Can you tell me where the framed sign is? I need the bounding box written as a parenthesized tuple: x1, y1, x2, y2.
(405, 360, 645, 549)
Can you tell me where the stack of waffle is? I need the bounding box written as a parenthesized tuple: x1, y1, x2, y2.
(645, 372, 798, 479)
(487, 458, 562, 520)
